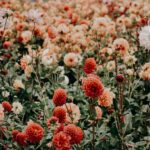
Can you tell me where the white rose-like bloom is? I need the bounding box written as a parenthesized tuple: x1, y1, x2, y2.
(13, 79, 25, 90)
(63, 103, 81, 124)
(126, 69, 134, 76)
(92, 17, 108, 30)
(42, 48, 58, 66)
(21, 31, 32, 43)
(123, 55, 137, 66)
(26, 9, 43, 24)
(12, 102, 23, 115)
(2, 91, 10, 97)
(0, 104, 4, 112)
(0, 8, 12, 18)
(139, 25, 150, 50)
(0, 8, 13, 28)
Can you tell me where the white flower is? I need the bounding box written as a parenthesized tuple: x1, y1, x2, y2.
(63, 76, 69, 85)
(0, 16, 12, 28)
(2, 91, 10, 97)
(126, 69, 134, 76)
(0, 104, 4, 112)
(42, 48, 58, 66)
(92, 17, 108, 30)
(0, 8, 12, 28)
(56, 66, 65, 76)
(13, 79, 25, 90)
(0, 8, 12, 18)
(106, 61, 115, 71)
(26, 9, 43, 24)
(12, 102, 23, 115)
(107, 48, 114, 55)
(123, 55, 137, 66)
(139, 25, 150, 50)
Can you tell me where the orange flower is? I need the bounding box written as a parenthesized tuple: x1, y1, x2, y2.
(25, 122, 44, 144)
(82, 75, 104, 98)
(53, 107, 66, 123)
(84, 58, 97, 74)
(53, 88, 67, 106)
(64, 124, 84, 144)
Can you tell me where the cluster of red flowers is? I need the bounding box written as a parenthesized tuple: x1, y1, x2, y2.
(52, 124, 83, 150)
(83, 58, 104, 99)
(47, 107, 83, 150)
(12, 122, 44, 146)
(46, 88, 84, 150)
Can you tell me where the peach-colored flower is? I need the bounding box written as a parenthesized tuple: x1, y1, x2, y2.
(98, 89, 114, 107)
(95, 106, 102, 120)
(24, 65, 33, 77)
(139, 62, 150, 80)
(64, 53, 78, 67)
(20, 31, 32, 43)
(20, 55, 32, 70)
(113, 38, 129, 56)
(63, 103, 81, 124)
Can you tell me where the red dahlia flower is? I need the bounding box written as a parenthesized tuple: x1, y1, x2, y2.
(82, 75, 104, 98)
(53, 88, 67, 106)
(64, 124, 84, 144)
(53, 107, 66, 123)
(25, 122, 44, 144)
(16, 132, 27, 146)
(12, 130, 20, 141)
(2, 101, 12, 112)
(84, 58, 97, 74)
(52, 131, 71, 150)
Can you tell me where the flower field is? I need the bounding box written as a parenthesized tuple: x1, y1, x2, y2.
(0, 0, 150, 150)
